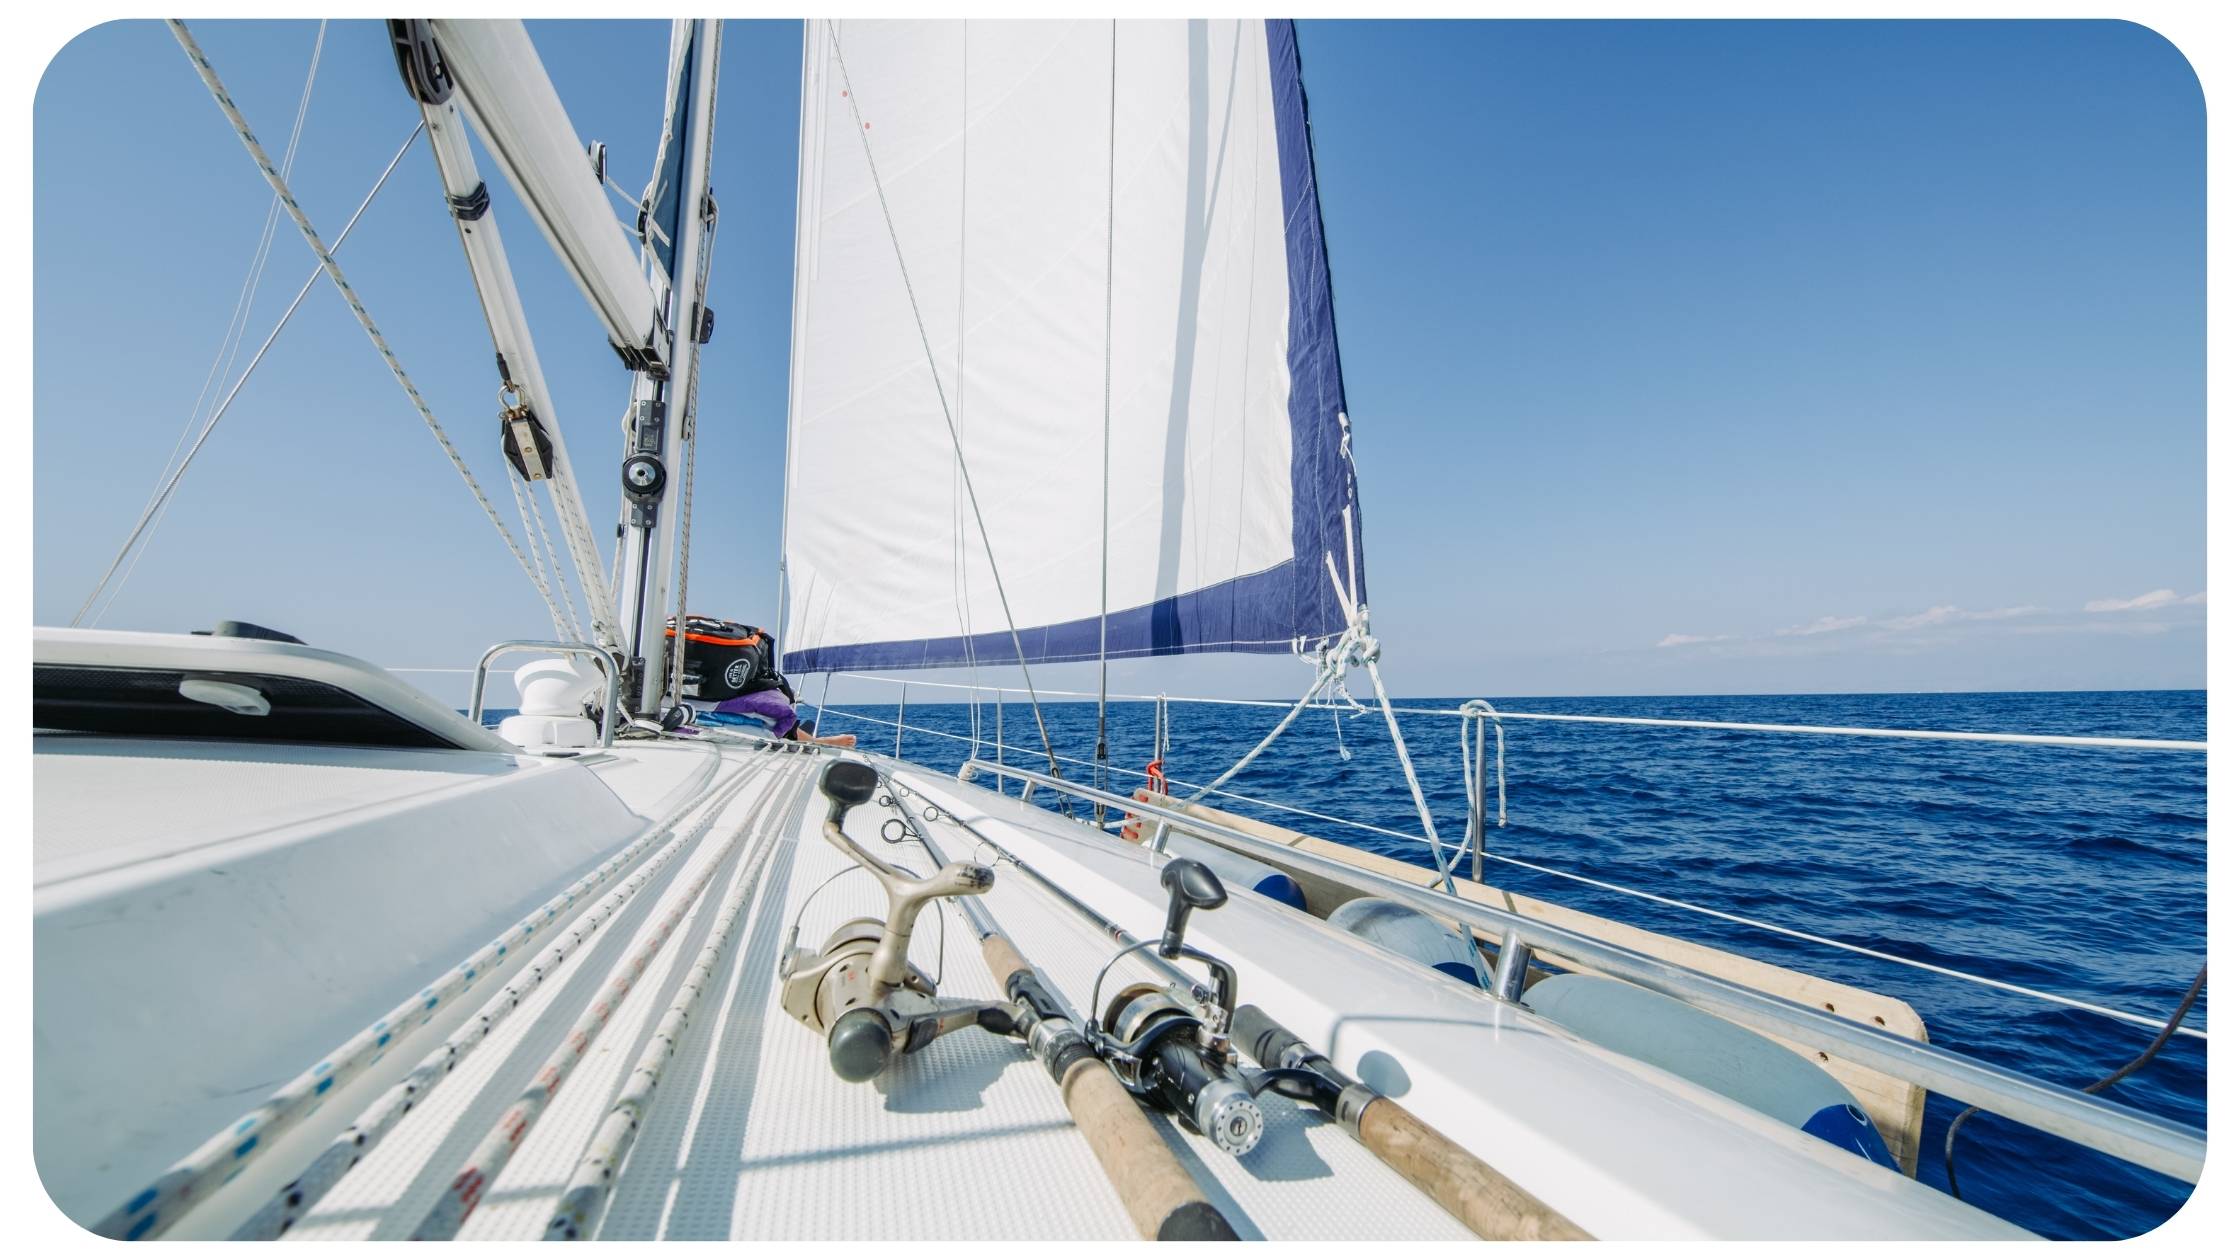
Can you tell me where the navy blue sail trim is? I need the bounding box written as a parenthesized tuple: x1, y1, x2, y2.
(787, 19, 1362, 675)
(647, 25, 697, 276)
(1267, 15, 1366, 633)
(788, 561, 1306, 674)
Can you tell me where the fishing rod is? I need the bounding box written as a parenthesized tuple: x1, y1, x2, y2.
(785, 760, 1236, 1239)
(884, 771, 1591, 1243)
(878, 775, 1274, 1159)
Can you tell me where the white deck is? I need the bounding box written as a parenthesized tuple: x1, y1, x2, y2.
(35, 730, 2028, 1240)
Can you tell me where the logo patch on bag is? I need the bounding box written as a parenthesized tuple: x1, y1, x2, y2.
(724, 659, 752, 690)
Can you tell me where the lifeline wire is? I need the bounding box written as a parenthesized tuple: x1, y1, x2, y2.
(811, 703, 2208, 1043)
(166, 21, 562, 635)
(824, 672, 2207, 753)
(824, 21, 1070, 800)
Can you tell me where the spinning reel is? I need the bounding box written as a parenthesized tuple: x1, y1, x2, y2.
(781, 761, 1014, 1081)
(1090, 860, 1281, 1157)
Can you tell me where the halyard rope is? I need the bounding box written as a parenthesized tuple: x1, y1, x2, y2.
(409, 757, 808, 1240)
(544, 765, 796, 1238)
(525, 472, 585, 642)
(166, 20, 562, 634)
(227, 754, 774, 1240)
(508, 468, 575, 641)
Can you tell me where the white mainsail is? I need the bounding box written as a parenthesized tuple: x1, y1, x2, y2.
(780, 19, 1363, 673)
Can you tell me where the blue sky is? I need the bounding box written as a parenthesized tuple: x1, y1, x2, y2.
(33, 19, 2204, 704)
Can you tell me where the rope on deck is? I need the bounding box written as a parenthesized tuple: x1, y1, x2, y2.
(93, 742, 746, 1241)
(408, 755, 812, 1239)
(229, 753, 775, 1240)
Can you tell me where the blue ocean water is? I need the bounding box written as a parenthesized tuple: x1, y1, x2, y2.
(803, 688, 2206, 1241)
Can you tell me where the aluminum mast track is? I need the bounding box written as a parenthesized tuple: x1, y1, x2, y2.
(609, 19, 722, 714)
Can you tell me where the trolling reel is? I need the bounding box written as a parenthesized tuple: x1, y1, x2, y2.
(1088, 860, 1280, 1157)
(781, 761, 1015, 1081)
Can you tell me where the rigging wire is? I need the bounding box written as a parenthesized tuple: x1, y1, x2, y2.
(823, 20, 1070, 801)
(97, 21, 329, 628)
(164, 21, 564, 636)
(72, 117, 427, 627)
(1944, 965, 2207, 1202)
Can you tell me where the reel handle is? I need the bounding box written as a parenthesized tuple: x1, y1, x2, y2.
(1158, 859, 1226, 959)
(817, 760, 995, 992)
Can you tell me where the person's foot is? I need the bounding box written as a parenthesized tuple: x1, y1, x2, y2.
(814, 733, 857, 748)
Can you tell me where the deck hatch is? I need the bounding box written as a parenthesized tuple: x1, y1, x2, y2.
(33, 664, 466, 749)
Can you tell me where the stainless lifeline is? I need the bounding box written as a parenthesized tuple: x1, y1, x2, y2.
(961, 761, 2208, 1185)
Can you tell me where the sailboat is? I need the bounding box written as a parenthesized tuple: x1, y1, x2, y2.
(31, 18, 2204, 1242)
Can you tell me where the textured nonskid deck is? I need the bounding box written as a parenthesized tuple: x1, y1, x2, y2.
(278, 740, 1470, 1240)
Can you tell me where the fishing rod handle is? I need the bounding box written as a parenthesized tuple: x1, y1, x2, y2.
(1356, 1097, 1590, 1242)
(978, 934, 1238, 1242)
(1230, 1004, 1590, 1242)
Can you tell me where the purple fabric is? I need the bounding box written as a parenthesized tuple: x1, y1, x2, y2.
(713, 688, 797, 737)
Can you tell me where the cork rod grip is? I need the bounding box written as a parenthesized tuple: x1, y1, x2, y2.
(1060, 1056, 1237, 1240)
(977, 933, 1235, 1240)
(1356, 1097, 1591, 1241)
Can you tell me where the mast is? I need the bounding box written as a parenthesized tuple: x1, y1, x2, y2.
(388, 26, 617, 645)
(611, 19, 721, 713)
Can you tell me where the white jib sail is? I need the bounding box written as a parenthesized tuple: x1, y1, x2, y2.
(782, 19, 1361, 673)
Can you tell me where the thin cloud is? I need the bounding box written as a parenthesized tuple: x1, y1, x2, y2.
(1778, 615, 1867, 637)
(2085, 589, 2181, 613)
(1656, 632, 1733, 649)
(1880, 605, 1960, 631)
(1878, 603, 2042, 631)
